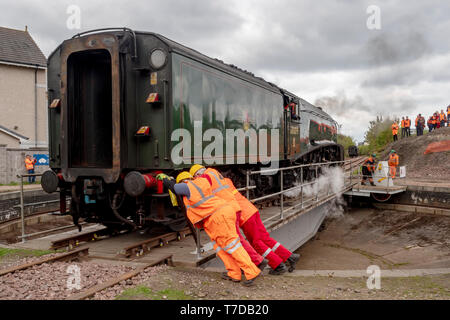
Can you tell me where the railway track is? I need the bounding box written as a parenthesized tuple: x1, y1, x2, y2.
(0, 247, 89, 276)
(50, 227, 112, 250)
(120, 228, 192, 258)
(66, 254, 173, 300)
(0, 246, 173, 300)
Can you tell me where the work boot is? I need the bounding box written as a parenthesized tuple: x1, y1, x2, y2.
(242, 270, 261, 287)
(221, 272, 240, 283)
(269, 262, 287, 275)
(370, 181, 375, 186)
(257, 259, 269, 271)
(286, 253, 300, 272)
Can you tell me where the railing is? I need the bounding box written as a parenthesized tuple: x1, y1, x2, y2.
(17, 173, 43, 243)
(14, 173, 68, 243)
(195, 158, 362, 259)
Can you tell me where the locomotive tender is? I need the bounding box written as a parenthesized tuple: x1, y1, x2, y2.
(41, 28, 343, 231)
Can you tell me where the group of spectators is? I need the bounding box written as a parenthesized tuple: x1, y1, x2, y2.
(425, 107, 449, 133)
(392, 105, 449, 140)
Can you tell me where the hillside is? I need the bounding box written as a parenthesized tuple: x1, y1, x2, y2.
(379, 127, 450, 180)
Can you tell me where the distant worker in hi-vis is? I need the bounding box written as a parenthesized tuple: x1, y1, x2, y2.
(157, 172, 261, 286)
(190, 164, 300, 275)
(361, 154, 376, 186)
(404, 116, 411, 137)
(388, 150, 399, 179)
(24, 154, 37, 183)
(391, 121, 399, 141)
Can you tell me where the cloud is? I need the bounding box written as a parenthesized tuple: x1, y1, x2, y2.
(1, 0, 449, 143)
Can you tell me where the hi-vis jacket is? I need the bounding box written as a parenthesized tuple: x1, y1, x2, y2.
(223, 178, 258, 226)
(388, 154, 399, 167)
(25, 158, 36, 170)
(392, 123, 399, 135)
(204, 168, 241, 212)
(182, 177, 229, 226)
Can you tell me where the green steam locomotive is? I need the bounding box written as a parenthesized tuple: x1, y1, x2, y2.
(41, 28, 343, 231)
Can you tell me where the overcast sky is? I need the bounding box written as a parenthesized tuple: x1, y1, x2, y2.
(2, 0, 449, 142)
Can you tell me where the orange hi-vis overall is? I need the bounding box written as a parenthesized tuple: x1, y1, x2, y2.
(388, 153, 399, 179)
(224, 178, 292, 270)
(204, 168, 241, 212)
(392, 123, 399, 135)
(25, 158, 35, 170)
(183, 177, 260, 281)
(200, 169, 262, 266)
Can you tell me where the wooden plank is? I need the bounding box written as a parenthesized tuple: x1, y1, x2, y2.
(0, 247, 89, 276)
(66, 254, 173, 300)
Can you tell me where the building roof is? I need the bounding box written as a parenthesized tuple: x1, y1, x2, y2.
(0, 124, 29, 141)
(0, 26, 46, 67)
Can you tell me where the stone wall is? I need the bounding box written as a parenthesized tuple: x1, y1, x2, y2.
(0, 145, 49, 184)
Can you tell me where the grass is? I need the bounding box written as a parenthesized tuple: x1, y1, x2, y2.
(0, 181, 39, 186)
(0, 247, 56, 260)
(115, 285, 193, 300)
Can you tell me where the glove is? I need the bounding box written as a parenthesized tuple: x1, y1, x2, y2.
(156, 173, 169, 181)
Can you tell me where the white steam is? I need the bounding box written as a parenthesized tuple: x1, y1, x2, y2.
(284, 166, 346, 218)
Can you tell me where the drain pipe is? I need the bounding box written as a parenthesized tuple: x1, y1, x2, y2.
(34, 65, 38, 147)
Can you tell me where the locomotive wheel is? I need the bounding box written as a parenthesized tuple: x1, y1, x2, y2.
(371, 193, 391, 202)
(166, 218, 188, 232)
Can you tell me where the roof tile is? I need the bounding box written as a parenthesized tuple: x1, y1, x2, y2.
(0, 26, 46, 67)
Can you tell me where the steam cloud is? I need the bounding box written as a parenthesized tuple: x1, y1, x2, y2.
(284, 166, 346, 218)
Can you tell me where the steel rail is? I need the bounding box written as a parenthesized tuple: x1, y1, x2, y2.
(66, 254, 174, 300)
(0, 247, 89, 277)
(50, 228, 111, 250)
(120, 228, 192, 258)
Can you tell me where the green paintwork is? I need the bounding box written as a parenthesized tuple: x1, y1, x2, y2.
(171, 53, 284, 166)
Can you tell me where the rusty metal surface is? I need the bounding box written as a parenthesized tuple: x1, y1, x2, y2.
(59, 34, 121, 183)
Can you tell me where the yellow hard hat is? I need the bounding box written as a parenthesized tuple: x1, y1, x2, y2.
(189, 164, 205, 177)
(176, 171, 193, 183)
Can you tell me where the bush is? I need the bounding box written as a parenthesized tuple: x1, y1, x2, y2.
(337, 134, 357, 157)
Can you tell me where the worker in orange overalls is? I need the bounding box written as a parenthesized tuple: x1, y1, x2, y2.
(404, 116, 411, 137)
(158, 172, 261, 286)
(190, 165, 300, 275)
(400, 117, 406, 138)
(187, 165, 266, 270)
(439, 110, 447, 128)
(447, 105, 450, 126)
(388, 150, 399, 179)
(433, 113, 440, 129)
(392, 121, 399, 141)
(361, 154, 376, 186)
(24, 155, 37, 183)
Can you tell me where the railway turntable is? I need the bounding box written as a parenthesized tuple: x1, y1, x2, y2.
(344, 161, 407, 202)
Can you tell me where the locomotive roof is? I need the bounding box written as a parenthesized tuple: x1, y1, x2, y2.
(136, 30, 282, 94)
(50, 28, 337, 125)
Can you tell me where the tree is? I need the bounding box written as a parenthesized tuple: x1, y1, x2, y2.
(361, 116, 393, 155)
(337, 134, 356, 158)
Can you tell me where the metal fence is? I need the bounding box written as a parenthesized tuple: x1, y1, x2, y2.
(195, 158, 360, 259)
